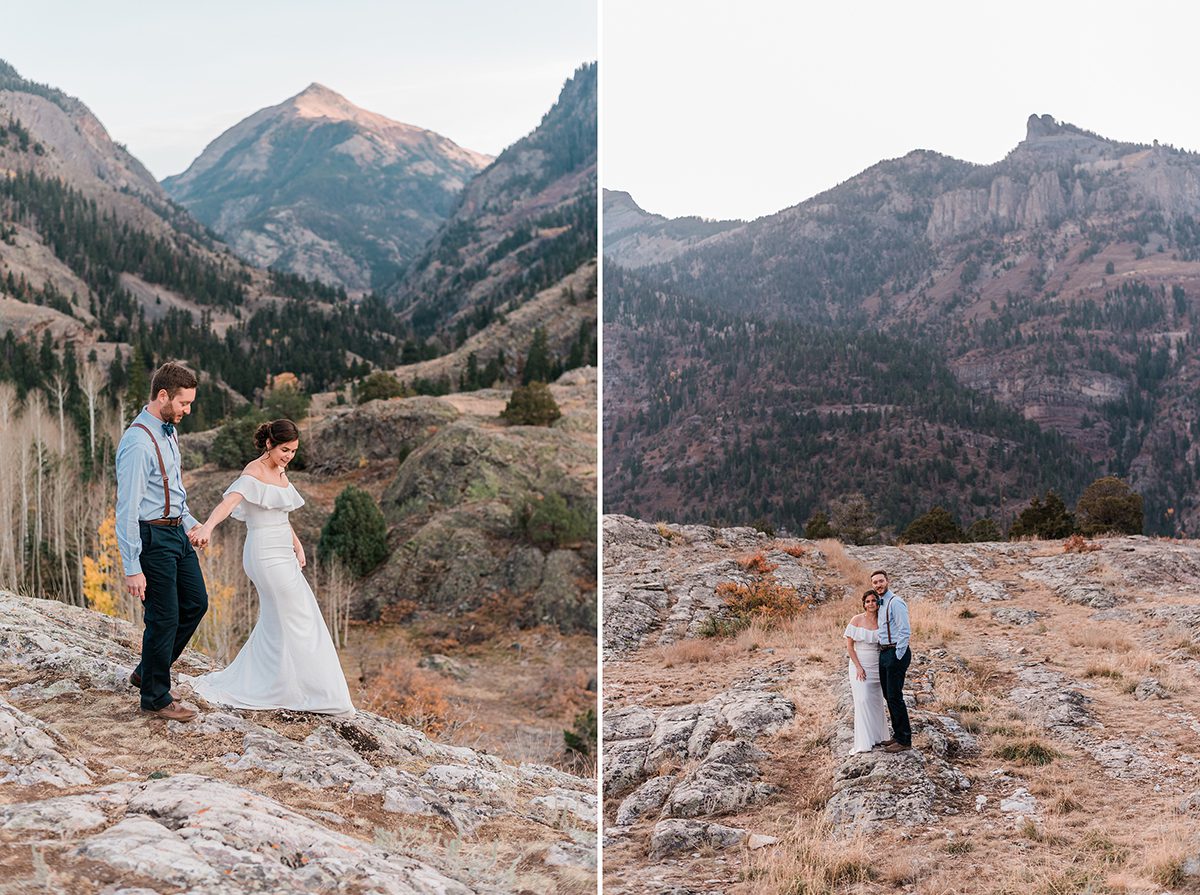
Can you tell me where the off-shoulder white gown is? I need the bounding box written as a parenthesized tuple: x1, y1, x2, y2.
(845, 622, 887, 753)
(192, 475, 354, 715)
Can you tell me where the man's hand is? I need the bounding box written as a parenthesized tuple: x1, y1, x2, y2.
(188, 525, 210, 549)
(126, 573, 147, 601)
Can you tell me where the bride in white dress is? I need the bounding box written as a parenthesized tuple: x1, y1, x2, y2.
(845, 590, 888, 753)
(189, 419, 354, 716)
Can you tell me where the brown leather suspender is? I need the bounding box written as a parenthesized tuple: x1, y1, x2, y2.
(131, 423, 171, 518)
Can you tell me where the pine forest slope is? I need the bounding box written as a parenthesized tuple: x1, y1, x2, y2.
(390, 62, 597, 380)
(604, 115, 1200, 535)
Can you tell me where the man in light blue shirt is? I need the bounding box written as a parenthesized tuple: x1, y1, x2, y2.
(872, 570, 912, 752)
(115, 362, 208, 722)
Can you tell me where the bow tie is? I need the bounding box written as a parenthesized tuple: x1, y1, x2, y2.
(161, 422, 175, 437)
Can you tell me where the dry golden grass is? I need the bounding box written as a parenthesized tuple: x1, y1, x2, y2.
(515, 663, 593, 718)
(1141, 834, 1189, 888)
(1066, 627, 1135, 652)
(910, 599, 961, 646)
(1083, 663, 1123, 680)
(1063, 534, 1100, 554)
(743, 822, 875, 895)
(762, 590, 863, 654)
(655, 521, 682, 541)
(813, 538, 868, 588)
(655, 637, 733, 667)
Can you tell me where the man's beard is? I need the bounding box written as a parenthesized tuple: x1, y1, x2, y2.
(162, 406, 181, 424)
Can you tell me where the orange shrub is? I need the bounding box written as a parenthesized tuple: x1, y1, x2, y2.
(1063, 534, 1100, 554)
(702, 579, 808, 636)
(737, 551, 779, 575)
(360, 654, 451, 735)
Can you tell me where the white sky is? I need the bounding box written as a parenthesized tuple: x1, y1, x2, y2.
(2, 0, 596, 179)
(603, 0, 1200, 221)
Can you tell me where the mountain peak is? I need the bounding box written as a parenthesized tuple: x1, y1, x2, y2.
(287, 82, 362, 121)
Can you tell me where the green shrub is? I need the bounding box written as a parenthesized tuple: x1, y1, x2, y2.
(521, 492, 594, 547)
(803, 510, 833, 539)
(210, 411, 267, 469)
(902, 506, 965, 544)
(317, 486, 390, 577)
(1075, 476, 1143, 536)
(501, 381, 562, 426)
(563, 708, 596, 759)
(966, 518, 1002, 542)
(1008, 490, 1074, 540)
(263, 383, 311, 421)
(355, 371, 406, 404)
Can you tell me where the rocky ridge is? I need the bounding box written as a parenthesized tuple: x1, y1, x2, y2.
(392, 63, 596, 352)
(602, 515, 1200, 893)
(0, 591, 596, 894)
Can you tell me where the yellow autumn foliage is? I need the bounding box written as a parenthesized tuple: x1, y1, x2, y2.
(83, 512, 121, 617)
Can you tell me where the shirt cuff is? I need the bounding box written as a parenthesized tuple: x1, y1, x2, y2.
(122, 559, 142, 576)
(184, 514, 200, 531)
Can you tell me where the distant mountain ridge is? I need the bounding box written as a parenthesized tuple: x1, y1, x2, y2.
(393, 62, 600, 333)
(0, 61, 458, 425)
(605, 114, 1200, 536)
(390, 62, 598, 383)
(163, 83, 491, 292)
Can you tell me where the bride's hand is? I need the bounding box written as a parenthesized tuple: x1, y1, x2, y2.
(189, 524, 211, 548)
(855, 666, 866, 682)
(295, 542, 307, 569)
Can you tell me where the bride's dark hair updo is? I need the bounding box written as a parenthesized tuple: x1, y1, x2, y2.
(254, 419, 300, 453)
(862, 590, 879, 609)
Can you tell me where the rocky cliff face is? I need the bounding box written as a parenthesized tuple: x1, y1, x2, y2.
(0, 591, 596, 894)
(601, 189, 740, 269)
(163, 84, 491, 292)
(601, 515, 1200, 893)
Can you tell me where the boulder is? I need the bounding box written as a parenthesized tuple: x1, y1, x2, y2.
(648, 819, 747, 858)
(302, 395, 460, 475)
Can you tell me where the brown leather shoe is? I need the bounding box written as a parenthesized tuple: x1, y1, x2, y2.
(129, 671, 141, 687)
(876, 739, 896, 748)
(141, 701, 196, 722)
(885, 742, 911, 753)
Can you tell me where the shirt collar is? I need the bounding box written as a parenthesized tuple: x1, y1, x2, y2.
(137, 407, 159, 431)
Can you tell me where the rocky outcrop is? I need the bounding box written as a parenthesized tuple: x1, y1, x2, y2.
(366, 374, 597, 631)
(602, 516, 823, 654)
(304, 395, 461, 474)
(826, 659, 976, 833)
(603, 663, 794, 837)
(0, 591, 596, 893)
(603, 517, 1200, 891)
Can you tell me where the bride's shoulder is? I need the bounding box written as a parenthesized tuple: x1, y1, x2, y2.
(848, 613, 864, 628)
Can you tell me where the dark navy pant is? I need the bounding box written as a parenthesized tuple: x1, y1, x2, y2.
(879, 646, 912, 746)
(134, 523, 208, 710)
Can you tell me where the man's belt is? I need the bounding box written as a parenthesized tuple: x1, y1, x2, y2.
(141, 517, 184, 527)
(880, 643, 898, 649)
